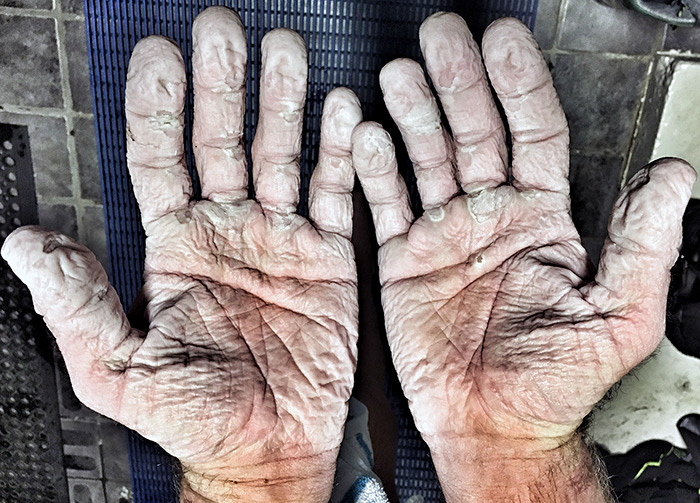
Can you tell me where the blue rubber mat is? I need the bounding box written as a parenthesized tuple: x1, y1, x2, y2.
(84, 1, 539, 502)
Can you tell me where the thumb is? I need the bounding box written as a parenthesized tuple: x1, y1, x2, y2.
(2, 226, 142, 418)
(585, 158, 696, 366)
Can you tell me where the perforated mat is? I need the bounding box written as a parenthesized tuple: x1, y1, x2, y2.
(0, 124, 68, 503)
(83, 2, 539, 501)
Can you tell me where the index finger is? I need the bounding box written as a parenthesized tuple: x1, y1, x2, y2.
(125, 36, 192, 231)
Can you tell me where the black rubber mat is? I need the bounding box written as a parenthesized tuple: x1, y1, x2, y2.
(84, 2, 539, 501)
(0, 124, 68, 503)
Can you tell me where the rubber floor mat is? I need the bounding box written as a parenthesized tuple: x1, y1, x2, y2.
(83, 2, 539, 501)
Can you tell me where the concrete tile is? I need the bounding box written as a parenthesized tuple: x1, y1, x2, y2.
(569, 152, 623, 238)
(552, 53, 648, 152)
(62, 0, 85, 15)
(0, 113, 72, 198)
(664, 25, 700, 54)
(61, 418, 98, 447)
(100, 422, 130, 481)
(81, 205, 109, 270)
(68, 478, 106, 503)
(592, 338, 700, 452)
(0, 0, 52, 8)
(650, 61, 700, 198)
(37, 203, 77, 239)
(533, 0, 562, 50)
(74, 117, 101, 203)
(0, 15, 63, 108)
(65, 19, 93, 114)
(65, 442, 103, 479)
(558, 0, 663, 54)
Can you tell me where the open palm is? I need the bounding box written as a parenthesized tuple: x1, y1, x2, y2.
(2, 7, 362, 496)
(353, 14, 694, 448)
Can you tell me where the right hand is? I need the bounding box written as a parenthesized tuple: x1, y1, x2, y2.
(3, 7, 362, 503)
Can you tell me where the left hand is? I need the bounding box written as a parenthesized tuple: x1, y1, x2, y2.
(352, 10, 694, 469)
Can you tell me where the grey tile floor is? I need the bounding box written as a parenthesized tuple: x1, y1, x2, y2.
(0, 3, 125, 502)
(537, 0, 700, 255)
(1, 0, 700, 501)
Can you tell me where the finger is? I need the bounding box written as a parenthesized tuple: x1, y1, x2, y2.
(587, 159, 696, 360)
(1, 227, 142, 418)
(380, 59, 458, 209)
(251, 29, 308, 214)
(125, 36, 191, 230)
(419, 12, 507, 192)
(482, 18, 569, 194)
(352, 122, 413, 246)
(192, 7, 248, 203)
(308, 88, 362, 238)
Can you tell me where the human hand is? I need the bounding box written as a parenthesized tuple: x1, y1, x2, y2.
(352, 12, 695, 502)
(2, 7, 362, 503)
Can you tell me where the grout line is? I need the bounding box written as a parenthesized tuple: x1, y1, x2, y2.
(656, 50, 700, 60)
(571, 148, 628, 158)
(544, 47, 653, 62)
(0, 104, 93, 119)
(552, 0, 568, 50)
(619, 57, 656, 187)
(0, 5, 83, 21)
(38, 195, 102, 208)
(54, 0, 87, 244)
(619, 23, 669, 187)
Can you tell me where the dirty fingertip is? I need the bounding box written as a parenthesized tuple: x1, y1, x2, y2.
(649, 157, 697, 188)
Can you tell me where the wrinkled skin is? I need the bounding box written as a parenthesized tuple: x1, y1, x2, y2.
(2, 6, 363, 486)
(353, 13, 695, 447)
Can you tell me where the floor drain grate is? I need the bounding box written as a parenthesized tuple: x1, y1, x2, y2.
(0, 124, 68, 503)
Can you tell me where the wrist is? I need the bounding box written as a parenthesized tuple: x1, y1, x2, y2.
(180, 449, 338, 503)
(426, 432, 611, 503)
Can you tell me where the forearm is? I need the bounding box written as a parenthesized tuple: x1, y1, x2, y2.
(427, 433, 612, 503)
(179, 450, 338, 503)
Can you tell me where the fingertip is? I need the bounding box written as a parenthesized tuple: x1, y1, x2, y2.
(259, 28, 308, 107)
(482, 18, 545, 94)
(419, 12, 480, 93)
(351, 122, 396, 173)
(126, 36, 186, 114)
(352, 121, 391, 143)
(192, 6, 247, 89)
(193, 5, 244, 31)
(1, 225, 40, 264)
(261, 28, 307, 57)
(130, 34, 181, 56)
(483, 17, 530, 39)
(321, 88, 363, 151)
(1, 228, 99, 298)
(128, 35, 183, 74)
(325, 87, 361, 110)
(419, 11, 466, 44)
(629, 158, 697, 199)
(380, 58, 424, 94)
(649, 157, 697, 190)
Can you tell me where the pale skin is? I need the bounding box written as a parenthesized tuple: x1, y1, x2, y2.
(2, 7, 362, 503)
(0, 7, 694, 503)
(352, 12, 695, 503)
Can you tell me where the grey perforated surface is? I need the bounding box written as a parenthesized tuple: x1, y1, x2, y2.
(0, 124, 68, 503)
